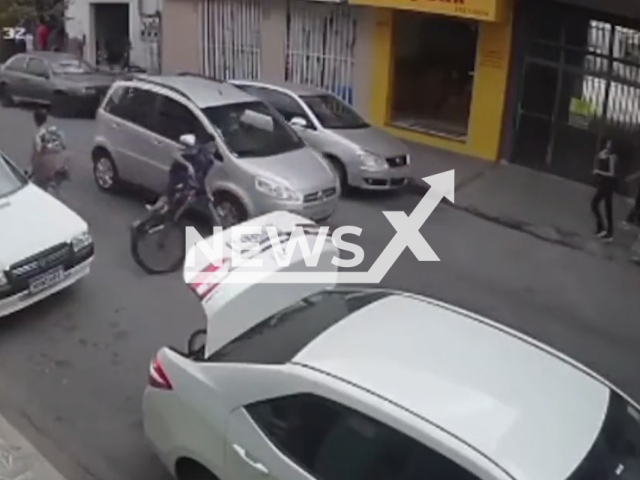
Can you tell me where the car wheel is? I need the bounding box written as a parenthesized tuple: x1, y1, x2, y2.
(214, 192, 247, 228)
(176, 459, 218, 480)
(92, 150, 121, 192)
(325, 155, 349, 194)
(0, 84, 15, 107)
(51, 92, 70, 118)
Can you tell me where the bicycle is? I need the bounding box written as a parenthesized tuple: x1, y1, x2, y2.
(130, 171, 230, 275)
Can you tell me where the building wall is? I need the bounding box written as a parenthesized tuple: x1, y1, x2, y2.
(161, 0, 199, 73)
(365, 0, 515, 161)
(65, 0, 160, 67)
(160, 0, 375, 115)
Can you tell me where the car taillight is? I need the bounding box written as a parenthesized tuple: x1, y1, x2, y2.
(148, 355, 173, 390)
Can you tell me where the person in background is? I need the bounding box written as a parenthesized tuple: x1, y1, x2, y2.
(622, 179, 640, 229)
(591, 138, 618, 242)
(35, 16, 50, 50)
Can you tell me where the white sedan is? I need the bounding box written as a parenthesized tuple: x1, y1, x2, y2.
(0, 149, 93, 317)
(143, 212, 640, 480)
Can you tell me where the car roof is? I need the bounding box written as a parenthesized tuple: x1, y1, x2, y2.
(132, 74, 257, 108)
(293, 294, 609, 480)
(22, 51, 77, 61)
(229, 79, 326, 97)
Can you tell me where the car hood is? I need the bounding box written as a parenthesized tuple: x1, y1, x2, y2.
(0, 185, 87, 269)
(57, 73, 115, 88)
(329, 126, 408, 158)
(241, 146, 337, 193)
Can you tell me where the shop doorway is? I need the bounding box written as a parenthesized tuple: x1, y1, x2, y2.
(389, 11, 478, 139)
(91, 3, 130, 68)
(513, 1, 640, 194)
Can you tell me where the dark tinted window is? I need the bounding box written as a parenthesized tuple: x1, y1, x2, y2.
(208, 289, 389, 364)
(3, 55, 27, 71)
(25, 58, 48, 77)
(247, 394, 481, 480)
(154, 95, 208, 143)
(105, 86, 157, 129)
(568, 392, 640, 480)
(242, 86, 311, 124)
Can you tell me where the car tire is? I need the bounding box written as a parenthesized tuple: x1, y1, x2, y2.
(176, 459, 218, 480)
(214, 192, 248, 227)
(92, 149, 121, 192)
(325, 154, 349, 194)
(0, 84, 15, 107)
(51, 92, 71, 118)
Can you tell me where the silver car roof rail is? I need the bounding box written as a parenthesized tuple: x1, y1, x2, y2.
(127, 74, 192, 101)
(176, 71, 225, 83)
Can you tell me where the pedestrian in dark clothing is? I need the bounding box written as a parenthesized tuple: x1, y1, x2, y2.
(591, 138, 617, 242)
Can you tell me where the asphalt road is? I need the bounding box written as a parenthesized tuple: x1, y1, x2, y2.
(1, 106, 640, 480)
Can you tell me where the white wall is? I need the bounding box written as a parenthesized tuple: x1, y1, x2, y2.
(65, 0, 161, 67)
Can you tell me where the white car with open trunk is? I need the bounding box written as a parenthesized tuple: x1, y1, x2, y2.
(142, 211, 640, 480)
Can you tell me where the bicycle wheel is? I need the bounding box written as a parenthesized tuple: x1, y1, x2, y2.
(130, 212, 187, 274)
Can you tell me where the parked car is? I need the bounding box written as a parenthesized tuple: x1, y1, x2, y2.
(92, 73, 339, 225)
(229, 79, 410, 192)
(0, 149, 94, 318)
(143, 211, 640, 480)
(0, 51, 115, 117)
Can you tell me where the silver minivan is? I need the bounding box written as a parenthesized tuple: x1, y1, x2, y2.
(91, 74, 340, 224)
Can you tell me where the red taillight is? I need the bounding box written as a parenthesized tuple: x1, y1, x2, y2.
(148, 355, 173, 390)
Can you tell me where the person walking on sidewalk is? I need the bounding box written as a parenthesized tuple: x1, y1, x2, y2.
(591, 138, 617, 242)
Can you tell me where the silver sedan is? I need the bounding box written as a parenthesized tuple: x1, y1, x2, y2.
(229, 80, 410, 192)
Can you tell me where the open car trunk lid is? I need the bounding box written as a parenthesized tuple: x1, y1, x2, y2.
(183, 211, 339, 357)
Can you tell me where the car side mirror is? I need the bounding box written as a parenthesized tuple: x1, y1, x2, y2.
(289, 116, 308, 129)
(187, 329, 206, 359)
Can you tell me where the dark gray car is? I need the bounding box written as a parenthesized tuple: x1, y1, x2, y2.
(0, 52, 115, 117)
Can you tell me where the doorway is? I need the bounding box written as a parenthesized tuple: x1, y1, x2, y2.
(91, 3, 130, 68)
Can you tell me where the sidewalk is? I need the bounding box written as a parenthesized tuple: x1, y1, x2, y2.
(0, 413, 67, 480)
(405, 142, 639, 263)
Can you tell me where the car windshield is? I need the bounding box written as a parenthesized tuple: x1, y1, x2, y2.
(301, 93, 369, 129)
(51, 59, 94, 74)
(568, 392, 640, 480)
(0, 151, 27, 198)
(201, 101, 305, 158)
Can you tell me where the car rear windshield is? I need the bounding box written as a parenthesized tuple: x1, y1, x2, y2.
(0, 151, 27, 198)
(201, 101, 305, 158)
(301, 94, 369, 130)
(208, 289, 390, 364)
(568, 391, 640, 480)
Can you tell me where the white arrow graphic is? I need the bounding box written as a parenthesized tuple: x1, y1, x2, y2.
(186, 170, 454, 284)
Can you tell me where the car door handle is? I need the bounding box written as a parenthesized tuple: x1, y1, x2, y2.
(152, 138, 163, 146)
(232, 444, 269, 475)
(111, 123, 120, 129)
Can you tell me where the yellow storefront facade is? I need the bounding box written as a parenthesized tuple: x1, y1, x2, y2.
(350, 0, 514, 161)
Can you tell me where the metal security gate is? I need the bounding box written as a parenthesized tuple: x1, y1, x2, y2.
(200, 0, 262, 80)
(285, 0, 357, 104)
(141, 14, 161, 74)
(513, 0, 640, 193)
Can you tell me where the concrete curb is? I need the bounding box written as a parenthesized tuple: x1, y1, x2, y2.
(0, 413, 67, 480)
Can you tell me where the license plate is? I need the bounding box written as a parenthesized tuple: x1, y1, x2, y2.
(29, 267, 64, 295)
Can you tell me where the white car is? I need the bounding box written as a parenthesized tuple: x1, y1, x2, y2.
(0, 150, 93, 317)
(143, 212, 640, 480)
